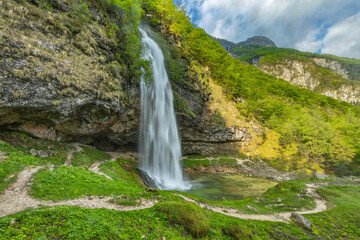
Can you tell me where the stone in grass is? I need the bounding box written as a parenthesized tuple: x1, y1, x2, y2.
(313, 173, 328, 179)
(29, 149, 55, 158)
(291, 213, 312, 231)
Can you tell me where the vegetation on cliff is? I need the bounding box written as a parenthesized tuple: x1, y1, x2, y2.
(231, 45, 360, 81)
(141, 0, 360, 175)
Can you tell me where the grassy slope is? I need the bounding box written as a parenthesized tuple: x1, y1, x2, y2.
(1, 132, 360, 239)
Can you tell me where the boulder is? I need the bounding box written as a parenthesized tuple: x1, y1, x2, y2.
(29, 149, 56, 158)
(291, 213, 312, 231)
(313, 173, 328, 179)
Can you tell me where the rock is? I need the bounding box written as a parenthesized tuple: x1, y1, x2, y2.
(0, 151, 6, 161)
(313, 58, 350, 79)
(291, 213, 312, 231)
(313, 173, 328, 179)
(29, 149, 55, 158)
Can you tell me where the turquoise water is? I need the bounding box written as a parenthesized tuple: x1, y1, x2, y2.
(186, 174, 277, 201)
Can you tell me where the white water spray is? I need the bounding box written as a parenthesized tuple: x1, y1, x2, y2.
(139, 29, 190, 190)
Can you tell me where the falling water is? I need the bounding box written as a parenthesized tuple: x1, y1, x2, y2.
(139, 29, 190, 190)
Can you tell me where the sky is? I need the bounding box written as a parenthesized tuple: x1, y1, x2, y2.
(179, 0, 360, 59)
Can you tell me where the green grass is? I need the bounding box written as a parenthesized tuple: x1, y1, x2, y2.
(1, 177, 360, 239)
(0, 143, 67, 193)
(183, 159, 212, 168)
(317, 185, 360, 207)
(71, 146, 111, 167)
(0, 206, 189, 240)
(30, 166, 144, 200)
(183, 156, 238, 168)
(306, 185, 360, 239)
(308, 205, 360, 238)
(99, 159, 141, 186)
(185, 155, 208, 159)
(217, 157, 237, 167)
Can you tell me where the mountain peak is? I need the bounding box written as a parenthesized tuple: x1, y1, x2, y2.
(238, 36, 276, 48)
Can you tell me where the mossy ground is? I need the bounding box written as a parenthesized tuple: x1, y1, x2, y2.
(183, 155, 237, 168)
(0, 132, 359, 239)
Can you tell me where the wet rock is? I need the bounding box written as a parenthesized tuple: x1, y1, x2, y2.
(291, 213, 312, 231)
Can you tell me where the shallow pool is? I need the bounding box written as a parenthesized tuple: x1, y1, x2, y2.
(185, 174, 277, 201)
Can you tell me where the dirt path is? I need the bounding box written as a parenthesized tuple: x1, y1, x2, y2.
(175, 182, 328, 223)
(0, 165, 328, 221)
(0, 167, 157, 218)
(89, 161, 115, 180)
(63, 143, 83, 166)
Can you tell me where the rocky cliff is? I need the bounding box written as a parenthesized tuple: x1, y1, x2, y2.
(258, 57, 360, 104)
(0, 0, 256, 154)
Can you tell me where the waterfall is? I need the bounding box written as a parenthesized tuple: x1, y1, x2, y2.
(139, 29, 190, 190)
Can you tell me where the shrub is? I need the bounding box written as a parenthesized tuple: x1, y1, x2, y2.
(156, 201, 210, 238)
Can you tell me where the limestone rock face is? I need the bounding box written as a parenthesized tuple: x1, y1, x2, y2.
(0, 0, 253, 153)
(313, 58, 350, 79)
(260, 60, 319, 90)
(0, 0, 140, 150)
(259, 59, 360, 104)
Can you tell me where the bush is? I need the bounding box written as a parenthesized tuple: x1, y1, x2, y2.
(224, 223, 252, 240)
(156, 201, 210, 238)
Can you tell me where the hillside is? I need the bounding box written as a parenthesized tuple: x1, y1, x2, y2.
(223, 43, 360, 104)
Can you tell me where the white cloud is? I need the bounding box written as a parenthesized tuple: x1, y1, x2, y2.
(321, 13, 360, 58)
(182, 0, 360, 58)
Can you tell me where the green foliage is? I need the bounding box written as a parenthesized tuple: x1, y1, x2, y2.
(37, 0, 53, 11)
(106, 0, 144, 78)
(156, 201, 210, 238)
(71, 146, 110, 167)
(30, 166, 143, 200)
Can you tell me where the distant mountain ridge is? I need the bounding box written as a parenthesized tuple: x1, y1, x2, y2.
(215, 36, 360, 104)
(213, 36, 276, 51)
